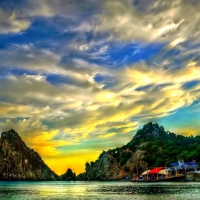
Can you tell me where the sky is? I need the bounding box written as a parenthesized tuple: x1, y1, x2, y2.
(0, 0, 200, 175)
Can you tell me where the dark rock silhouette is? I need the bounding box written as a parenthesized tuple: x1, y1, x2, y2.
(0, 129, 58, 180)
(60, 168, 76, 181)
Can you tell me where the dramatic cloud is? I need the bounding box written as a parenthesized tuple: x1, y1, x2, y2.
(97, 0, 200, 43)
(0, 7, 30, 34)
(1, 0, 200, 174)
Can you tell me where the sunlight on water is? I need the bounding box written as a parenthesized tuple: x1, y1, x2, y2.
(37, 182, 88, 198)
(0, 181, 200, 200)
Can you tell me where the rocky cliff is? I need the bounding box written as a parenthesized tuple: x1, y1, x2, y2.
(0, 129, 58, 180)
(77, 122, 200, 181)
(77, 149, 147, 181)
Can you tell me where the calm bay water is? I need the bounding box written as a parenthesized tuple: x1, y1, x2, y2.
(0, 181, 200, 200)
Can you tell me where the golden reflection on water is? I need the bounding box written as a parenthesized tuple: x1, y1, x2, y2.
(37, 182, 88, 197)
(1, 181, 200, 200)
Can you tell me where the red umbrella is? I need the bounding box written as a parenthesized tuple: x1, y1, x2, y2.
(148, 167, 163, 174)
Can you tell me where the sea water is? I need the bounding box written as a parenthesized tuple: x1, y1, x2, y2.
(0, 181, 200, 200)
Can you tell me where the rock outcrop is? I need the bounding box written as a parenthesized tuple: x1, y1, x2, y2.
(77, 150, 147, 181)
(60, 168, 76, 181)
(0, 129, 58, 180)
(85, 152, 122, 180)
(77, 122, 200, 181)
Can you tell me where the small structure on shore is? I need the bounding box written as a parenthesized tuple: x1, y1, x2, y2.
(133, 160, 199, 182)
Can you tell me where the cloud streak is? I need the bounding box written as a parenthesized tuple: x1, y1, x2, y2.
(97, 0, 200, 43)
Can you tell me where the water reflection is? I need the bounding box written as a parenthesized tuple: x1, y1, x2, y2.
(0, 181, 200, 200)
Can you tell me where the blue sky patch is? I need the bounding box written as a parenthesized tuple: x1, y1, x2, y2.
(85, 42, 166, 68)
(93, 74, 115, 89)
(135, 84, 154, 92)
(45, 74, 75, 86)
(0, 0, 27, 11)
(182, 80, 200, 90)
(0, 67, 38, 76)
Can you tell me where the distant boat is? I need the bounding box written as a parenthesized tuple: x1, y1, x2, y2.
(131, 160, 199, 182)
(131, 175, 186, 182)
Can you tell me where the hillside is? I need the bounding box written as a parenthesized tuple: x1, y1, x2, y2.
(0, 129, 59, 180)
(77, 122, 200, 180)
(1, 124, 200, 181)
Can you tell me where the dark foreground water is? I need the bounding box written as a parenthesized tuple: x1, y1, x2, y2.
(0, 181, 200, 200)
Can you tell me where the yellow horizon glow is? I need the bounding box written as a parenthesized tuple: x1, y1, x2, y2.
(43, 152, 101, 175)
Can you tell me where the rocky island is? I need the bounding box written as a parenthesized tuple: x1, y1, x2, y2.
(77, 122, 200, 181)
(0, 129, 58, 180)
(1, 123, 200, 181)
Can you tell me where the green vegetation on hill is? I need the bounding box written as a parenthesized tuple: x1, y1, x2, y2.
(77, 122, 200, 180)
(110, 122, 200, 168)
